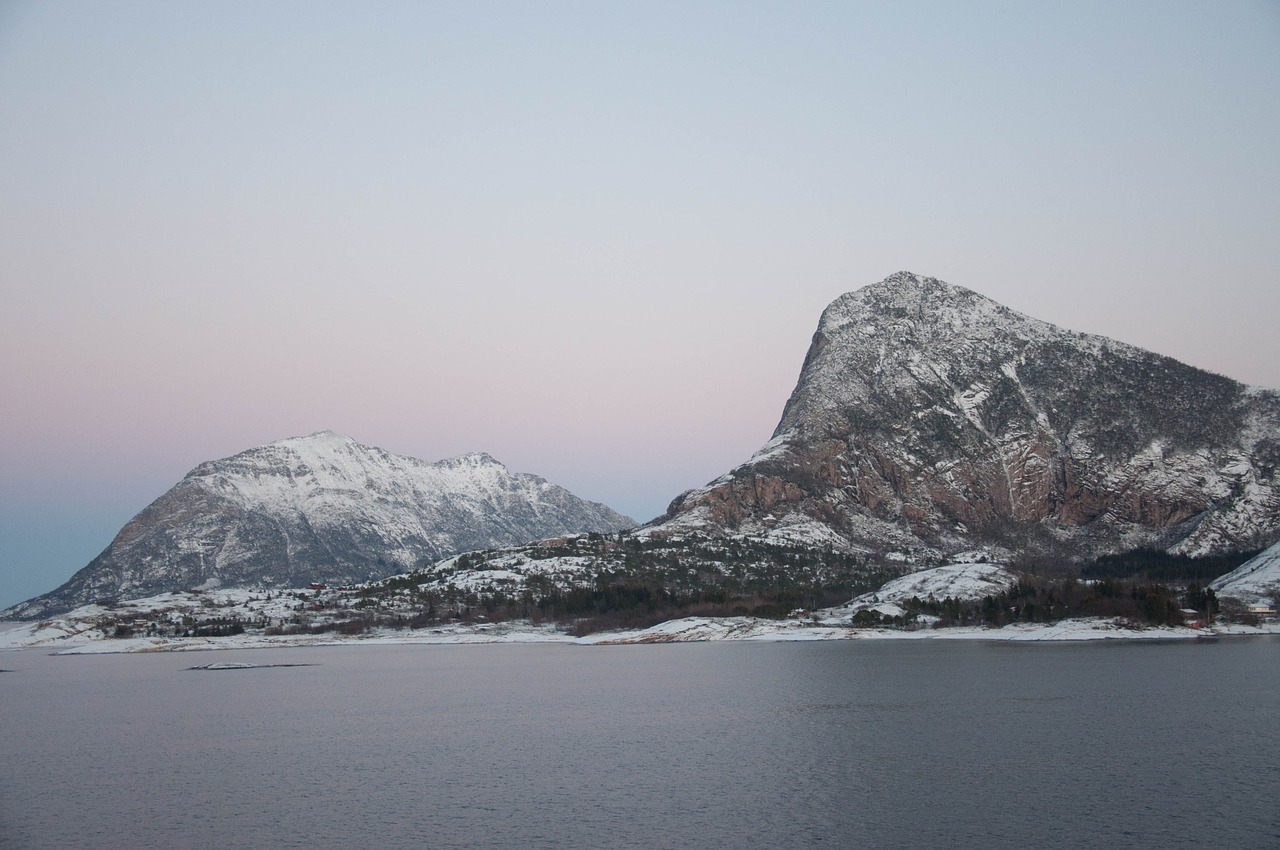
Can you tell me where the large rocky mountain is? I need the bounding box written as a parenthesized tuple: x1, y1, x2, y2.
(4, 432, 634, 619)
(655, 272, 1280, 564)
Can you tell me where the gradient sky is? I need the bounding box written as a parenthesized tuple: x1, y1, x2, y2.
(2, 1, 1278, 609)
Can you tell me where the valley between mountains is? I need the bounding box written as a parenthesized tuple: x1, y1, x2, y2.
(5, 272, 1280, 650)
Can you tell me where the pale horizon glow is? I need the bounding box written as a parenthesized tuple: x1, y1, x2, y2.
(2, 1, 1279, 608)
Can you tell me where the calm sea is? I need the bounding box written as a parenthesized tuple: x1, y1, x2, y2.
(2, 637, 1278, 850)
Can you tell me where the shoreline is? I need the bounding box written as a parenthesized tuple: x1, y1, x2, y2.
(3, 615, 1278, 655)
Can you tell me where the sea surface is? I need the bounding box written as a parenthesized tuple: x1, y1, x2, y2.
(2, 637, 1278, 850)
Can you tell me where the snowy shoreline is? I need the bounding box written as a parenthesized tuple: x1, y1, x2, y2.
(4, 559, 1277, 655)
(2, 615, 1277, 655)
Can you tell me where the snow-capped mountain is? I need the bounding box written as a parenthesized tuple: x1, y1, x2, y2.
(655, 272, 1280, 564)
(1211, 541, 1280, 604)
(4, 432, 634, 619)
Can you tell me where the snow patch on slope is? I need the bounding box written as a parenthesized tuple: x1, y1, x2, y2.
(1211, 541, 1280, 604)
(822, 562, 1020, 620)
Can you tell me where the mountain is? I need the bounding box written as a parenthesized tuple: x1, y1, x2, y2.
(654, 272, 1280, 565)
(4, 432, 634, 620)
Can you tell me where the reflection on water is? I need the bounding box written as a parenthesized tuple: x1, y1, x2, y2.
(2, 638, 1278, 850)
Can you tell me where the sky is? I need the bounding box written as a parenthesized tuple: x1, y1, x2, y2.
(1, 1, 1278, 610)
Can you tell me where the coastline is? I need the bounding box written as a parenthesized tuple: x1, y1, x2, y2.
(3, 615, 1277, 655)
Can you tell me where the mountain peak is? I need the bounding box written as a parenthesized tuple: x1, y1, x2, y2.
(847, 270, 968, 302)
(273, 430, 355, 445)
(868, 269, 951, 294)
(817, 272, 1008, 337)
(295, 429, 354, 443)
(233, 431, 362, 459)
(439, 451, 506, 470)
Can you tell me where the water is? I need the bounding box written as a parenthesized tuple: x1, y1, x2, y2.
(2, 638, 1278, 850)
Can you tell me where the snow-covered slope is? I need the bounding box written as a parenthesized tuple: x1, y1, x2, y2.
(820, 561, 1020, 622)
(851, 562, 1019, 606)
(656, 272, 1280, 563)
(1211, 541, 1280, 604)
(4, 432, 634, 619)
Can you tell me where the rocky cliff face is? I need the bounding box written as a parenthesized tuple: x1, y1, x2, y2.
(655, 272, 1280, 564)
(5, 432, 634, 619)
